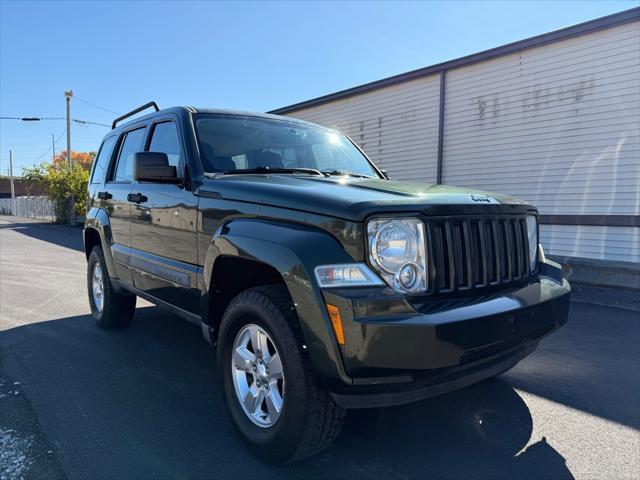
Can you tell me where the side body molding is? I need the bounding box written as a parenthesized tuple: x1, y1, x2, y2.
(202, 219, 356, 387)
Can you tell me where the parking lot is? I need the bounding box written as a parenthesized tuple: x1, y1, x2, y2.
(1, 215, 638, 480)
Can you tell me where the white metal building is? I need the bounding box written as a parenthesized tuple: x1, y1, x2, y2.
(271, 8, 640, 269)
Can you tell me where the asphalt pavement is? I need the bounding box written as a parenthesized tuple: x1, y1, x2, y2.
(1, 215, 639, 480)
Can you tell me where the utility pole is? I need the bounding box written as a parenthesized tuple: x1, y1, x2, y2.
(51, 133, 56, 163)
(65, 90, 72, 170)
(65, 90, 74, 225)
(9, 150, 16, 215)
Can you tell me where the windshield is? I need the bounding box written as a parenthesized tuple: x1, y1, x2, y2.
(195, 114, 380, 178)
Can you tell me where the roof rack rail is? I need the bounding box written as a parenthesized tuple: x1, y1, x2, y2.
(111, 101, 160, 129)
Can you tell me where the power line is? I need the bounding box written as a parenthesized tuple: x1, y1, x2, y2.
(1, 116, 109, 125)
(73, 119, 111, 127)
(3, 116, 107, 168)
(74, 95, 120, 115)
(0, 116, 110, 128)
(1, 116, 64, 121)
(34, 128, 67, 163)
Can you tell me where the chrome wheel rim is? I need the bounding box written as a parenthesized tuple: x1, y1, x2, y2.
(92, 262, 105, 312)
(231, 324, 285, 428)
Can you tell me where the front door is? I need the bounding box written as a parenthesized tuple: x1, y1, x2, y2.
(129, 118, 200, 314)
(103, 126, 147, 285)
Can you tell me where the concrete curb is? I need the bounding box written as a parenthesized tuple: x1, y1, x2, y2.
(549, 255, 640, 292)
(569, 284, 640, 312)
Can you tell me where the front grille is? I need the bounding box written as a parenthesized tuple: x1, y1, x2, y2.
(426, 215, 534, 294)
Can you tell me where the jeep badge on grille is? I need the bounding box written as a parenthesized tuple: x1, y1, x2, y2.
(470, 194, 497, 203)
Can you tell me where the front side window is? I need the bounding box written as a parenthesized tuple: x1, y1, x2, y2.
(195, 115, 380, 178)
(90, 136, 117, 184)
(148, 121, 181, 169)
(112, 127, 146, 182)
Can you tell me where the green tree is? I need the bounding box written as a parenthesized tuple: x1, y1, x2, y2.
(22, 161, 89, 223)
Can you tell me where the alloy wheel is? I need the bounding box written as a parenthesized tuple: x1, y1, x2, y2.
(92, 262, 105, 312)
(231, 324, 285, 428)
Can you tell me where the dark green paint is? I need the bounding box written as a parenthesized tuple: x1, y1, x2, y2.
(84, 106, 570, 403)
(197, 175, 530, 222)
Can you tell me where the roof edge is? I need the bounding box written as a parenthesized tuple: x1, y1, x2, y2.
(269, 7, 640, 115)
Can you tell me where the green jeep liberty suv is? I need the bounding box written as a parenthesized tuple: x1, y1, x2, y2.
(84, 103, 570, 463)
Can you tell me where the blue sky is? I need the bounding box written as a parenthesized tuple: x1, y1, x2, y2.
(1, 0, 637, 172)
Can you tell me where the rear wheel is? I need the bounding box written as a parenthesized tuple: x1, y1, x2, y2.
(87, 246, 136, 329)
(217, 285, 345, 463)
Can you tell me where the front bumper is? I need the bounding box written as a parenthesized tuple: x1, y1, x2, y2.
(321, 262, 570, 408)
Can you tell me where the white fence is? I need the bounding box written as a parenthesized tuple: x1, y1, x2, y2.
(0, 196, 56, 221)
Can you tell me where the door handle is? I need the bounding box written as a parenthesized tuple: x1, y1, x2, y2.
(127, 193, 148, 204)
(97, 191, 112, 200)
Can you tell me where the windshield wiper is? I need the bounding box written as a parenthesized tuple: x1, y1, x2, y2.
(211, 166, 325, 176)
(321, 169, 374, 179)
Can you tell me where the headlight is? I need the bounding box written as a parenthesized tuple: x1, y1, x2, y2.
(368, 218, 427, 293)
(526, 215, 538, 271)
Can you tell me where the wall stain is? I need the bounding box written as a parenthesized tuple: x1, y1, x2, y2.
(475, 97, 500, 120)
(345, 110, 421, 157)
(474, 76, 596, 121)
(522, 77, 595, 111)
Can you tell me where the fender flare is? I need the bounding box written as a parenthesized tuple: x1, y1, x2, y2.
(84, 207, 118, 279)
(203, 218, 356, 387)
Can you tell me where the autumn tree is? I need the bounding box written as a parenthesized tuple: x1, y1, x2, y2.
(53, 150, 96, 171)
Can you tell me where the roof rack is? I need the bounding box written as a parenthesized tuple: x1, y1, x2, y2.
(111, 101, 160, 129)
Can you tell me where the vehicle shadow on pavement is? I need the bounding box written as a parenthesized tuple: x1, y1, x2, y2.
(320, 384, 573, 480)
(0, 219, 84, 252)
(502, 302, 640, 430)
(0, 306, 574, 480)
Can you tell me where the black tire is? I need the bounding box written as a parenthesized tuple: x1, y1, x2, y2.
(87, 246, 136, 329)
(217, 285, 345, 464)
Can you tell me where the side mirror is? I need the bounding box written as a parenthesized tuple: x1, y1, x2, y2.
(133, 152, 179, 183)
(380, 169, 390, 179)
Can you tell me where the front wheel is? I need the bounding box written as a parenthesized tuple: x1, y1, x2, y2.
(217, 285, 345, 463)
(87, 246, 136, 329)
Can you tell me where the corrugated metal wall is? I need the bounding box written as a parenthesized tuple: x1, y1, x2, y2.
(442, 22, 639, 262)
(285, 76, 441, 183)
(284, 20, 640, 263)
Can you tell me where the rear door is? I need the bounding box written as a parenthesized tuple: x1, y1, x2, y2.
(102, 126, 147, 285)
(88, 134, 117, 210)
(129, 117, 200, 313)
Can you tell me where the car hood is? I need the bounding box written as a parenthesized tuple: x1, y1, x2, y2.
(199, 174, 532, 221)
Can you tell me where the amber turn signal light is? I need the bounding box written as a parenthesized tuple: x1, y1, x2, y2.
(326, 304, 345, 345)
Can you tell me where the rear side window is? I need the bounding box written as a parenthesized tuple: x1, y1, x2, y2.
(148, 122, 181, 170)
(90, 136, 117, 184)
(112, 128, 146, 182)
